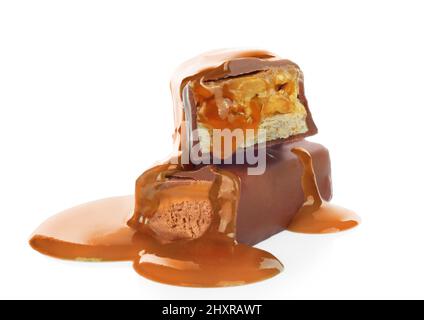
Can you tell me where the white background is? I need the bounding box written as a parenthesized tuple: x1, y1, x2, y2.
(1, 0, 423, 300)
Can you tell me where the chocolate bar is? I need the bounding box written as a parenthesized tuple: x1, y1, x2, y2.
(170, 50, 317, 160)
(29, 49, 360, 288)
(128, 139, 332, 246)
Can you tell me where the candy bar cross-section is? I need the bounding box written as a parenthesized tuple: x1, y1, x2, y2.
(171, 50, 318, 160)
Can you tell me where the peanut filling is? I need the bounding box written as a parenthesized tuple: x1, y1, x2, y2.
(192, 67, 307, 136)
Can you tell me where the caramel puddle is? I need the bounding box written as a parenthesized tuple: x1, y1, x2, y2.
(288, 148, 361, 234)
(132, 233, 283, 287)
(29, 149, 358, 287)
(29, 193, 283, 287)
(29, 196, 138, 261)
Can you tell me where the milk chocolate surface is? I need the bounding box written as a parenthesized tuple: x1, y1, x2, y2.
(130, 140, 332, 246)
(224, 140, 331, 244)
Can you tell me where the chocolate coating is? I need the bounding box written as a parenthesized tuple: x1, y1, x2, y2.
(171, 139, 332, 245)
(170, 50, 318, 160)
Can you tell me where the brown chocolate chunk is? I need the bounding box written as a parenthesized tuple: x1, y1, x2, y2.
(170, 50, 317, 161)
(130, 139, 331, 246)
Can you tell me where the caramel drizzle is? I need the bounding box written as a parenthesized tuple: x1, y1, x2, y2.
(291, 147, 324, 210)
(288, 147, 360, 234)
(127, 163, 181, 230)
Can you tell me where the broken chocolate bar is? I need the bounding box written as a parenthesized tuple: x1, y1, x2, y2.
(129, 140, 332, 246)
(170, 50, 317, 160)
(29, 48, 360, 288)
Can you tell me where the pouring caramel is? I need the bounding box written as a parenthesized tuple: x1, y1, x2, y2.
(288, 147, 360, 234)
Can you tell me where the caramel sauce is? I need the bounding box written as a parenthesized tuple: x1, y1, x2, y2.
(193, 80, 263, 132)
(133, 233, 283, 287)
(29, 196, 138, 261)
(192, 69, 300, 132)
(30, 164, 284, 287)
(127, 163, 181, 229)
(189, 68, 302, 157)
(129, 164, 241, 241)
(288, 148, 360, 234)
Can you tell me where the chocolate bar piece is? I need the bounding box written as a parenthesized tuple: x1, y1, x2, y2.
(170, 50, 317, 160)
(129, 140, 332, 246)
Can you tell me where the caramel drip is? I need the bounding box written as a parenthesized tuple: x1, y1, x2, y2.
(127, 163, 182, 230)
(128, 164, 239, 237)
(29, 164, 283, 287)
(288, 148, 360, 234)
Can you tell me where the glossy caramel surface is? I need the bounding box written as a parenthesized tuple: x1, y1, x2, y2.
(30, 194, 283, 287)
(30, 196, 138, 261)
